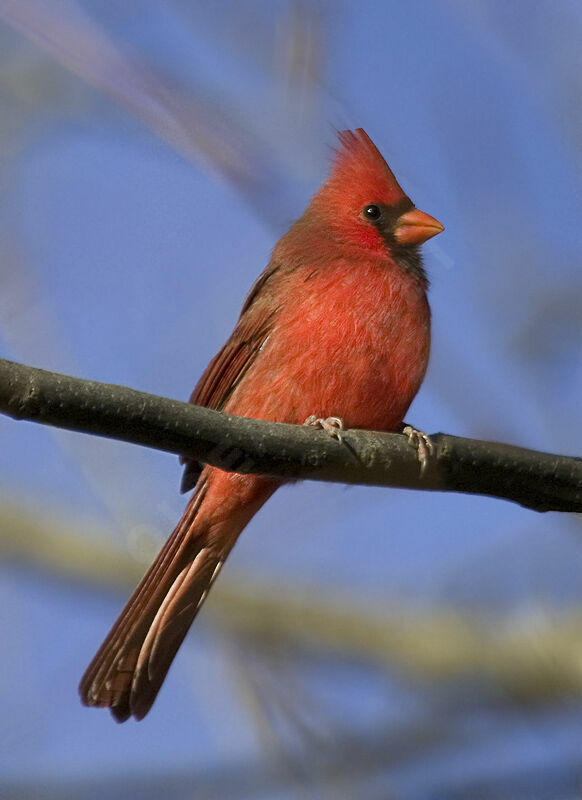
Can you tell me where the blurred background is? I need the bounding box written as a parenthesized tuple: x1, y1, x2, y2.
(0, 1, 581, 798)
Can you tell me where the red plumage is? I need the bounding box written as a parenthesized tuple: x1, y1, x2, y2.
(79, 128, 443, 721)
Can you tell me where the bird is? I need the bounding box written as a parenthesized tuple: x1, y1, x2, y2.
(79, 128, 443, 721)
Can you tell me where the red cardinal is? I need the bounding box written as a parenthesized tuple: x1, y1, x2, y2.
(79, 128, 443, 721)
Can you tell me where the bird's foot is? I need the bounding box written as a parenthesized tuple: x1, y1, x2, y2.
(304, 415, 344, 443)
(402, 424, 433, 476)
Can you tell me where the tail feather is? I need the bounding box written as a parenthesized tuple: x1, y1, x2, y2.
(130, 550, 225, 720)
(79, 471, 277, 721)
(91, 489, 203, 684)
(79, 479, 223, 721)
(79, 481, 211, 720)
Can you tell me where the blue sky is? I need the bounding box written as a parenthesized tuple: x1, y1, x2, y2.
(1, 2, 582, 797)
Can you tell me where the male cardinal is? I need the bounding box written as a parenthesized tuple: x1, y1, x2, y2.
(80, 128, 443, 721)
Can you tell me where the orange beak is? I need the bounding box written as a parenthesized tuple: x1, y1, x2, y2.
(393, 208, 444, 246)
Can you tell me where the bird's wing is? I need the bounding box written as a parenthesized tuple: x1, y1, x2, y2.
(180, 262, 282, 492)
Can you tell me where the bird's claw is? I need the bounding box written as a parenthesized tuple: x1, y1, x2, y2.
(402, 424, 433, 476)
(304, 415, 345, 443)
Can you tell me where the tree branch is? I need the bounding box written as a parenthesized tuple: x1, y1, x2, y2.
(0, 357, 580, 513)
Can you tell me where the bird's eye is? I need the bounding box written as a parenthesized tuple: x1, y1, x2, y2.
(363, 204, 381, 221)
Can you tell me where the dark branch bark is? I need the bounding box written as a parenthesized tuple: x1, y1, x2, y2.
(0, 357, 580, 513)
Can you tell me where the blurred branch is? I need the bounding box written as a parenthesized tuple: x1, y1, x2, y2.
(0, 713, 554, 800)
(2, 704, 579, 798)
(1, 357, 581, 512)
(3, 495, 582, 703)
(0, 0, 298, 225)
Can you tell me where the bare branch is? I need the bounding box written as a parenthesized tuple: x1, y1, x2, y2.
(0, 357, 580, 512)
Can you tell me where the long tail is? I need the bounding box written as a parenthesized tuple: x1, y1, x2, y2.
(79, 469, 276, 722)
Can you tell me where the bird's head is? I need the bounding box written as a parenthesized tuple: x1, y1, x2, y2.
(310, 128, 443, 263)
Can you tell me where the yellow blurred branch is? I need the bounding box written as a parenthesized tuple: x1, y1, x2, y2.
(1, 497, 581, 702)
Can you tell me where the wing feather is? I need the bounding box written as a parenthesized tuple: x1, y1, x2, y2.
(180, 263, 282, 492)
